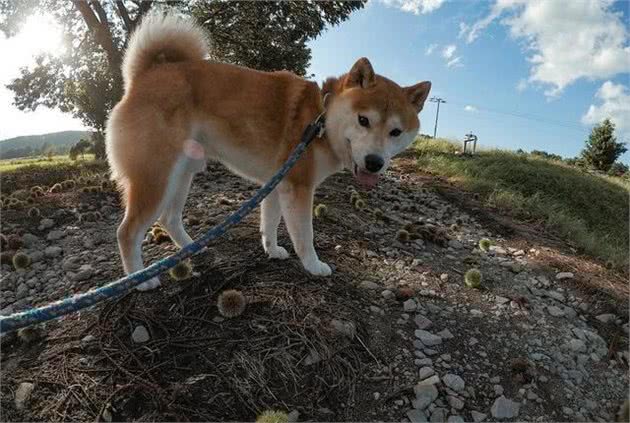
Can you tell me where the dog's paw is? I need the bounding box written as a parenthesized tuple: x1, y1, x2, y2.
(136, 277, 161, 291)
(304, 259, 332, 277)
(267, 246, 290, 260)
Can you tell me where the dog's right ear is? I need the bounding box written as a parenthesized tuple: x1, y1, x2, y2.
(345, 57, 375, 89)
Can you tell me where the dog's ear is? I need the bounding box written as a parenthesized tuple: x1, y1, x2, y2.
(404, 81, 432, 112)
(346, 57, 375, 89)
(322, 76, 340, 97)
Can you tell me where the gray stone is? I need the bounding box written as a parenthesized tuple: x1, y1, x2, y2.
(555, 272, 574, 280)
(430, 408, 447, 423)
(596, 313, 616, 323)
(359, 280, 379, 290)
(72, 265, 94, 282)
(287, 410, 300, 422)
(447, 416, 464, 423)
(404, 299, 418, 312)
(46, 230, 65, 241)
(416, 358, 434, 367)
(440, 273, 449, 282)
(16, 284, 28, 300)
(546, 290, 565, 302)
(39, 218, 54, 229)
(493, 384, 504, 396)
(495, 296, 510, 305)
(447, 395, 464, 410)
(131, 325, 150, 344)
(448, 240, 463, 249)
(14, 382, 34, 410)
(470, 411, 487, 422)
(81, 335, 96, 343)
(418, 375, 441, 386)
(382, 289, 395, 299)
(489, 246, 507, 255)
(437, 329, 454, 340)
(330, 319, 356, 339)
(567, 339, 587, 353)
(547, 305, 565, 317)
(21, 233, 39, 247)
(413, 384, 438, 409)
(415, 315, 433, 330)
(443, 374, 465, 392)
(490, 396, 520, 419)
(419, 367, 435, 380)
(62, 256, 82, 272)
(415, 330, 442, 346)
(407, 409, 429, 423)
(44, 246, 62, 258)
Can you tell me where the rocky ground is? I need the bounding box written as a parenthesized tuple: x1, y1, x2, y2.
(0, 152, 628, 422)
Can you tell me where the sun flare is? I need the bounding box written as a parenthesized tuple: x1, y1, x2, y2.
(17, 13, 63, 56)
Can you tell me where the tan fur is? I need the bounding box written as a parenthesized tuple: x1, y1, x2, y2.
(106, 14, 431, 289)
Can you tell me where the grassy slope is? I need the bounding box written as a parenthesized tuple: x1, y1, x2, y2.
(0, 155, 95, 172)
(413, 138, 629, 269)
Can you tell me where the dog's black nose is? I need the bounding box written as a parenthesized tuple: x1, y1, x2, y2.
(364, 154, 384, 173)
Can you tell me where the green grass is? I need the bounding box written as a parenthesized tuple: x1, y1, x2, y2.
(0, 154, 95, 172)
(413, 138, 629, 269)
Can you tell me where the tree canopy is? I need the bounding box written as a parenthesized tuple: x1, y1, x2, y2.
(581, 118, 627, 172)
(1, 1, 364, 133)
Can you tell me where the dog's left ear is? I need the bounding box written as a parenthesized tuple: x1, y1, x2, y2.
(346, 57, 375, 89)
(404, 81, 432, 112)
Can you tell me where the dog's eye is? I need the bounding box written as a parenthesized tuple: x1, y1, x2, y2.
(358, 115, 370, 128)
(390, 128, 402, 137)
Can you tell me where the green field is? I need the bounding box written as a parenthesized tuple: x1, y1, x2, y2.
(413, 138, 630, 269)
(0, 155, 96, 172)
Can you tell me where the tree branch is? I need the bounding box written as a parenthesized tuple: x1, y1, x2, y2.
(115, 0, 132, 32)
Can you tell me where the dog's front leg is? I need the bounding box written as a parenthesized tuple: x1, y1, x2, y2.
(278, 182, 331, 276)
(260, 190, 289, 259)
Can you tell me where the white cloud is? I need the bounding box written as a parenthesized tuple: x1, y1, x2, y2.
(516, 78, 528, 92)
(464, 105, 478, 112)
(460, 0, 630, 97)
(447, 56, 462, 68)
(442, 44, 457, 59)
(425, 44, 437, 55)
(582, 81, 630, 139)
(441, 44, 462, 68)
(380, 0, 446, 15)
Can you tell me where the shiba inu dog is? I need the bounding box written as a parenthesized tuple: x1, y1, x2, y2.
(106, 14, 431, 290)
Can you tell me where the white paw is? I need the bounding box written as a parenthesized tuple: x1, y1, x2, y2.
(136, 277, 161, 291)
(268, 246, 290, 260)
(304, 259, 332, 276)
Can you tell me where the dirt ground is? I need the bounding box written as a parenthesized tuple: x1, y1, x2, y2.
(0, 153, 628, 422)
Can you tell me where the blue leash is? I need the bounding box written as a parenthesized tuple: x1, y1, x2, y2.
(0, 117, 325, 334)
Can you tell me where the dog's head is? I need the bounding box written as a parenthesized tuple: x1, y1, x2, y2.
(323, 58, 431, 189)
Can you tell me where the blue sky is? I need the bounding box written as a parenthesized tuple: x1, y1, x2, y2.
(308, 0, 630, 162)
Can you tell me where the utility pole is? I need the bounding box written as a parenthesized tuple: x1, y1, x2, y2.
(429, 97, 446, 138)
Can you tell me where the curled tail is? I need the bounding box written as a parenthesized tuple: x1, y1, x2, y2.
(122, 13, 210, 91)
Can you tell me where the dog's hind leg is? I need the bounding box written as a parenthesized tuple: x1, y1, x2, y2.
(260, 190, 289, 259)
(158, 151, 206, 248)
(117, 180, 167, 291)
(158, 171, 195, 248)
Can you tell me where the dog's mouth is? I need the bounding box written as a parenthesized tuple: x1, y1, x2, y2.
(346, 138, 380, 190)
(352, 162, 380, 190)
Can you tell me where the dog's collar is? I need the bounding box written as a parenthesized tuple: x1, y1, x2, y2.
(314, 92, 331, 138)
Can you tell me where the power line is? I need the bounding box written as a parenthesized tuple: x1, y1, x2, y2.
(448, 100, 586, 132)
(429, 97, 446, 138)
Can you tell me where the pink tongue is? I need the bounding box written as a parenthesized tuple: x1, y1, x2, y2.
(356, 170, 379, 189)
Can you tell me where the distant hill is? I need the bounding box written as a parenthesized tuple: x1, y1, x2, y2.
(0, 130, 93, 159)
